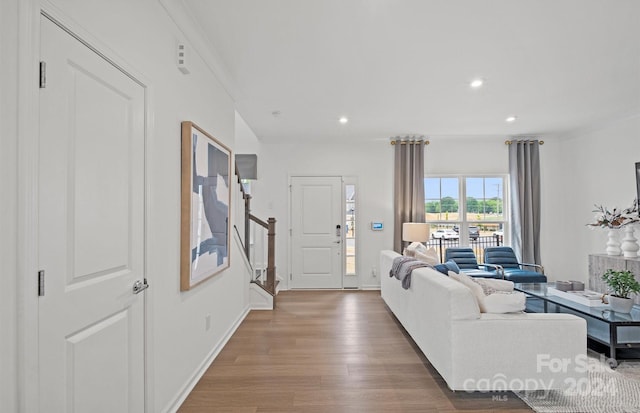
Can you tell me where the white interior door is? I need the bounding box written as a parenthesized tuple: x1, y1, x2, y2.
(291, 176, 343, 288)
(38, 16, 145, 412)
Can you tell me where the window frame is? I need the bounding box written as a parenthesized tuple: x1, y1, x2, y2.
(425, 174, 509, 247)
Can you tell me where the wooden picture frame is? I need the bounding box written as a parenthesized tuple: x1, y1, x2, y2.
(181, 121, 232, 291)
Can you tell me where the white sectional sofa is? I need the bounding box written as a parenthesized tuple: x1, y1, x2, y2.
(380, 250, 587, 391)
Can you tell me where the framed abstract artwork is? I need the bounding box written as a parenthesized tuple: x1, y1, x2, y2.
(181, 121, 231, 291)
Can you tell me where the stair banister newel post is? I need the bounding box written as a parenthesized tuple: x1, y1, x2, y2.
(244, 194, 251, 260)
(267, 217, 276, 295)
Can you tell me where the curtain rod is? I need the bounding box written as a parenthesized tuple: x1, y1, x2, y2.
(390, 140, 430, 145)
(505, 140, 544, 145)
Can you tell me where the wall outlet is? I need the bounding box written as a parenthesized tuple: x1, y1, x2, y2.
(205, 314, 211, 331)
(371, 266, 377, 277)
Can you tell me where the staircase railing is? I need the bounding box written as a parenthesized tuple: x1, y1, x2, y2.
(235, 165, 277, 298)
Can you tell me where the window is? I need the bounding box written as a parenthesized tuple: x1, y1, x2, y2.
(425, 176, 507, 261)
(345, 184, 356, 275)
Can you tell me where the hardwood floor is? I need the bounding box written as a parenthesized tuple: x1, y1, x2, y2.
(178, 290, 532, 412)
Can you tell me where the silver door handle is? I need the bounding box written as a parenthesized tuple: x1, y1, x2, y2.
(333, 240, 341, 244)
(133, 279, 149, 294)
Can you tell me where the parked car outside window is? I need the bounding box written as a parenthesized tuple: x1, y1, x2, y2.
(452, 225, 479, 240)
(432, 229, 459, 240)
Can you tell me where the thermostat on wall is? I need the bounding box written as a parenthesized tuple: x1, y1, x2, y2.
(371, 222, 384, 231)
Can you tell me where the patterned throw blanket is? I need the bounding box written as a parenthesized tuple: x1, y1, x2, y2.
(389, 256, 433, 290)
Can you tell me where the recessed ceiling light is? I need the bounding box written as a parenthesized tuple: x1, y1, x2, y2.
(339, 116, 348, 124)
(470, 79, 484, 88)
(506, 116, 517, 123)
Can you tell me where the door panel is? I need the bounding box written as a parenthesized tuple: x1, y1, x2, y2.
(38, 16, 145, 412)
(291, 177, 342, 288)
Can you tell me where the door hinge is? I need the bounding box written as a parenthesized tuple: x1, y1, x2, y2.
(38, 270, 45, 296)
(39, 61, 46, 88)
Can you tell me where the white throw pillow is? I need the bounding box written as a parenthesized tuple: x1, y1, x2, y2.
(449, 272, 487, 312)
(473, 278, 514, 295)
(450, 272, 524, 313)
(414, 247, 440, 265)
(483, 291, 526, 314)
(406, 242, 427, 255)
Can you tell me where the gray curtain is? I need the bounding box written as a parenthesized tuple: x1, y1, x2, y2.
(393, 139, 425, 252)
(508, 139, 541, 264)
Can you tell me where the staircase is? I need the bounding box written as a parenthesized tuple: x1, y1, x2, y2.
(234, 165, 278, 308)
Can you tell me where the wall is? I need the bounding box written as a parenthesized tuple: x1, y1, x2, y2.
(0, 0, 19, 411)
(8, 0, 255, 411)
(425, 135, 509, 175)
(542, 114, 640, 284)
(255, 142, 394, 289)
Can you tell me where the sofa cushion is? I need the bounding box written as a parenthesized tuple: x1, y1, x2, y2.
(415, 247, 440, 265)
(449, 271, 486, 311)
(450, 272, 525, 313)
(483, 291, 526, 313)
(473, 278, 514, 295)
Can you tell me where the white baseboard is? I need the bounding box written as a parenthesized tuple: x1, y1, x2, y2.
(164, 306, 251, 413)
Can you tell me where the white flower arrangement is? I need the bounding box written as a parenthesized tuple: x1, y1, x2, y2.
(587, 199, 639, 229)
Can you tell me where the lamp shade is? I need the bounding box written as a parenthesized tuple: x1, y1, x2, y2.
(402, 223, 430, 242)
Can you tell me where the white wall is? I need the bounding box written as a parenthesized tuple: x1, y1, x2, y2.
(542, 115, 640, 283)
(235, 111, 262, 155)
(425, 136, 509, 175)
(7, 0, 256, 411)
(1, 0, 19, 411)
(256, 142, 394, 289)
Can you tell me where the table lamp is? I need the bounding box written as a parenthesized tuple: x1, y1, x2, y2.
(402, 222, 430, 249)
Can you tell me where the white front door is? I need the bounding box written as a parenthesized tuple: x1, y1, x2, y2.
(291, 176, 343, 288)
(38, 16, 146, 412)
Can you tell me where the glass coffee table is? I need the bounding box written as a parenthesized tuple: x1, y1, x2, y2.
(514, 282, 640, 365)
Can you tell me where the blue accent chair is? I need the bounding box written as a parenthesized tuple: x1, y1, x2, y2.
(444, 247, 503, 278)
(483, 246, 547, 283)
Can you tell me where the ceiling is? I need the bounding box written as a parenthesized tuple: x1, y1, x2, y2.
(180, 0, 640, 143)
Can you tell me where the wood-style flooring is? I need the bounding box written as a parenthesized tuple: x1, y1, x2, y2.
(178, 290, 532, 412)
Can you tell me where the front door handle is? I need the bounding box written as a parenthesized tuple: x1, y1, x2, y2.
(133, 279, 149, 294)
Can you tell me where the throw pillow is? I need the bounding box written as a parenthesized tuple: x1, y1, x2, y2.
(444, 260, 460, 274)
(406, 242, 427, 255)
(414, 247, 440, 266)
(433, 264, 450, 275)
(473, 278, 514, 296)
(449, 271, 487, 312)
(483, 291, 526, 313)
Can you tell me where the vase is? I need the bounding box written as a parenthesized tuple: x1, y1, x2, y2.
(608, 295, 635, 313)
(606, 229, 621, 256)
(620, 225, 639, 258)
